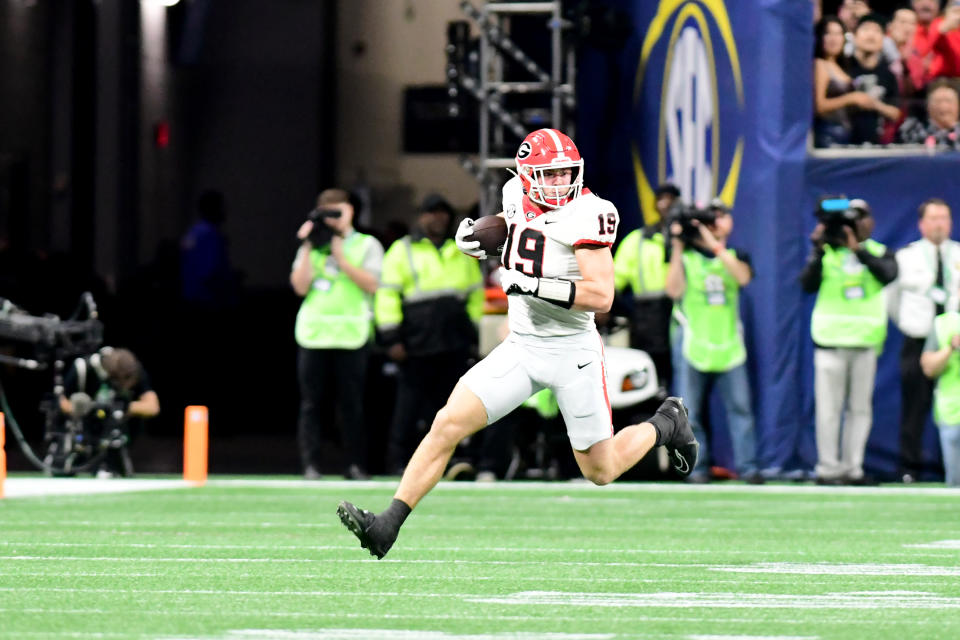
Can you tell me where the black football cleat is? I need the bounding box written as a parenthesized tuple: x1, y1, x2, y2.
(656, 397, 699, 478)
(337, 501, 395, 559)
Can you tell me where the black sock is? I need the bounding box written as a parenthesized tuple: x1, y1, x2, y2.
(648, 412, 675, 447)
(376, 498, 412, 533)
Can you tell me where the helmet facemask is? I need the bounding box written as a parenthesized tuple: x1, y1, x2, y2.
(519, 160, 584, 209)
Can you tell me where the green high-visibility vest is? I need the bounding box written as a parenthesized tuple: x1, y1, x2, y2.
(679, 249, 746, 372)
(374, 236, 484, 331)
(294, 232, 378, 349)
(613, 228, 667, 297)
(932, 312, 960, 425)
(811, 239, 888, 349)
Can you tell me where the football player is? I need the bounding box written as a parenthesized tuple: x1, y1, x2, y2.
(338, 128, 698, 559)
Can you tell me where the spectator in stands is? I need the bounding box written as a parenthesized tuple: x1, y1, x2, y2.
(889, 198, 960, 483)
(840, 1, 881, 60)
(800, 199, 897, 485)
(814, 16, 861, 147)
(888, 8, 919, 70)
(923, 1, 960, 80)
(911, 0, 944, 91)
(836, 1, 899, 72)
(839, 0, 871, 40)
(898, 78, 960, 148)
(848, 14, 903, 144)
(665, 200, 762, 485)
(920, 281, 960, 486)
(291, 188, 384, 480)
(887, 8, 923, 119)
(614, 183, 679, 393)
(375, 194, 484, 475)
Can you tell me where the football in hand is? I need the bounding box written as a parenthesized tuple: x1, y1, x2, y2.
(467, 215, 508, 257)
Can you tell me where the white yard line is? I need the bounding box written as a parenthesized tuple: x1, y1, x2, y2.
(1, 541, 957, 557)
(5, 519, 952, 537)
(711, 562, 960, 576)
(0, 608, 824, 624)
(0, 556, 306, 563)
(205, 478, 960, 497)
(468, 590, 960, 609)
(0, 586, 478, 597)
(0, 542, 842, 556)
(162, 632, 617, 640)
(5, 555, 958, 569)
(5, 475, 960, 500)
(2, 477, 189, 498)
(0, 555, 819, 566)
(904, 540, 960, 549)
(689, 636, 818, 640)
(0, 634, 129, 639)
(1, 520, 333, 528)
(0, 572, 784, 586)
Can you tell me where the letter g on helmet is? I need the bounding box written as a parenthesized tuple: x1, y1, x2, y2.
(514, 128, 584, 209)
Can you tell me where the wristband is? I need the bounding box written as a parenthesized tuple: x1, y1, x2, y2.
(536, 278, 576, 308)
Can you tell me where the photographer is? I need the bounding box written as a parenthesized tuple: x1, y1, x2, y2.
(58, 347, 159, 478)
(291, 188, 384, 480)
(800, 198, 897, 485)
(665, 200, 762, 484)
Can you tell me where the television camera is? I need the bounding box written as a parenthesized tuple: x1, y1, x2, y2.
(55, 390, 134, 477)
(815, 196, 868, 248)
(667, 199, 721, 244)
(0, 293, 102, 365)
(306, 206, 342, 247)
(0, 293, 124, 476)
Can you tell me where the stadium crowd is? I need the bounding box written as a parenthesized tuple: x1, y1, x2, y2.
(813, 0, 960, 149)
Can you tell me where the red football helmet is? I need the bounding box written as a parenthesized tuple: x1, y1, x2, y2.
(514, 128, 584, 209)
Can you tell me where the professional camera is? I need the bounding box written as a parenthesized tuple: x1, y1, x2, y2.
(815, 196, 865, 248)
(667, 201, 718, 244)
(0, 293, 111, 476)
(0, 294, 103, 362)
(43, 392, 131, 476)
(307, 207, 342, 247)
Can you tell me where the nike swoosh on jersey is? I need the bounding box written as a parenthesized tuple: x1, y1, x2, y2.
(577, 362, 591, 369)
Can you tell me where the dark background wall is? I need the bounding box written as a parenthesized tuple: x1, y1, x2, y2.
(0, 0, 337, 473)
(167, 0, 330, 289)
(1, 0, 466, 475)
(0, 1, 51, 251)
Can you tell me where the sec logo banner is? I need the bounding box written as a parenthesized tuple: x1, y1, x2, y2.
(632, 0, 744, 225)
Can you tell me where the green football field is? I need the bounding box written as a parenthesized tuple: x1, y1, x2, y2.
(1, 476, 959, 640)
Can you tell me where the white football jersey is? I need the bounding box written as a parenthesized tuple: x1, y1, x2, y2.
(500, 176, 619, 336)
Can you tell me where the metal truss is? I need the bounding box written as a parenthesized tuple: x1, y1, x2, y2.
(447, 1, 577, 215)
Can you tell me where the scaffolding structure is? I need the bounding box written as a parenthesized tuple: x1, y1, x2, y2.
(447, 1, 577, 216)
